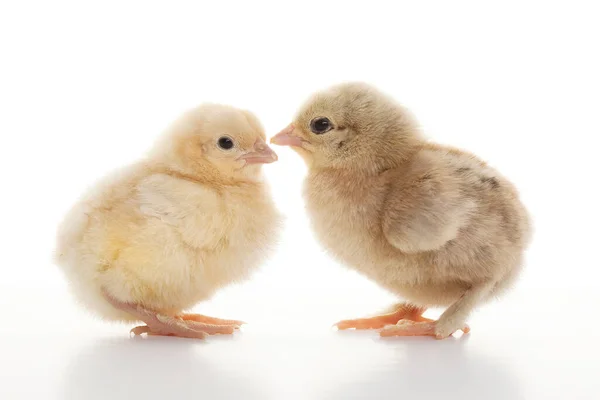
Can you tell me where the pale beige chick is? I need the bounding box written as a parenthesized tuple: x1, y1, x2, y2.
(55, 104, 281, 339)
(272, 82, 531, 339)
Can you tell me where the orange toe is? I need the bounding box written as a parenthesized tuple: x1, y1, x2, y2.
(335, 314, 401, 330)
(180, 314, 245, 327)
(129, 316, 234, 339)
(380, 321, 471, 339)
(130, 325, 151, 336)
(130, 319, 210, 339)
(334, 305, 429, 330)
(380, 321, 437, 337)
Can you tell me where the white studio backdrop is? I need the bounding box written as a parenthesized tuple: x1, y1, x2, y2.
(0, 0, 598, 322)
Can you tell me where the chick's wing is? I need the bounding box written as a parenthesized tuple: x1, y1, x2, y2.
(381, 170, 475, 254)
(136, 174, 225, 248)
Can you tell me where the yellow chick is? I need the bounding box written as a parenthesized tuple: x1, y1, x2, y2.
(271, 82, 531, 339)
(55, 104, 281, 339)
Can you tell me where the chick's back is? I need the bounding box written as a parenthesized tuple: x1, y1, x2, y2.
(381, 144, 531, 304)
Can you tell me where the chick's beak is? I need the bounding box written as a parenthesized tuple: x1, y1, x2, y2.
(238, 138, 278, 164)
(270, 124, 303, 147)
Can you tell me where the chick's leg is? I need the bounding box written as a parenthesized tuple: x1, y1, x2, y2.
(334, 303, 432, 330)
(380, 281, 494, 339)
(103, 290, 235, 339)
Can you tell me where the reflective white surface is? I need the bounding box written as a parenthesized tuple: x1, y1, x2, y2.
(1, 284, 597, 400)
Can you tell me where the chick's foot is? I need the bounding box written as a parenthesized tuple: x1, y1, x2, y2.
(334, 304, 432, 330)
(103, 290, 236, 339)
(380, 320, 470, 339)
(130, 313, 236, 339)
(129, 317, 211, 339)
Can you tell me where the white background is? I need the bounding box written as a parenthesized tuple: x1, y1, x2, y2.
(1, 1, 599, 399)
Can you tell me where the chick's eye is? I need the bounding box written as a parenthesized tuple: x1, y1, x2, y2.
(310, 117, 333, 134)
(217, 136, 234, 150)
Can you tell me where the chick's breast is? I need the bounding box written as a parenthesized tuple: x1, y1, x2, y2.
(303, 170, 396, 277)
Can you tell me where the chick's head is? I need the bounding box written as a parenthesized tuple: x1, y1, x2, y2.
(155, 104, 277, 181)
(271, 82, 420, 173)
